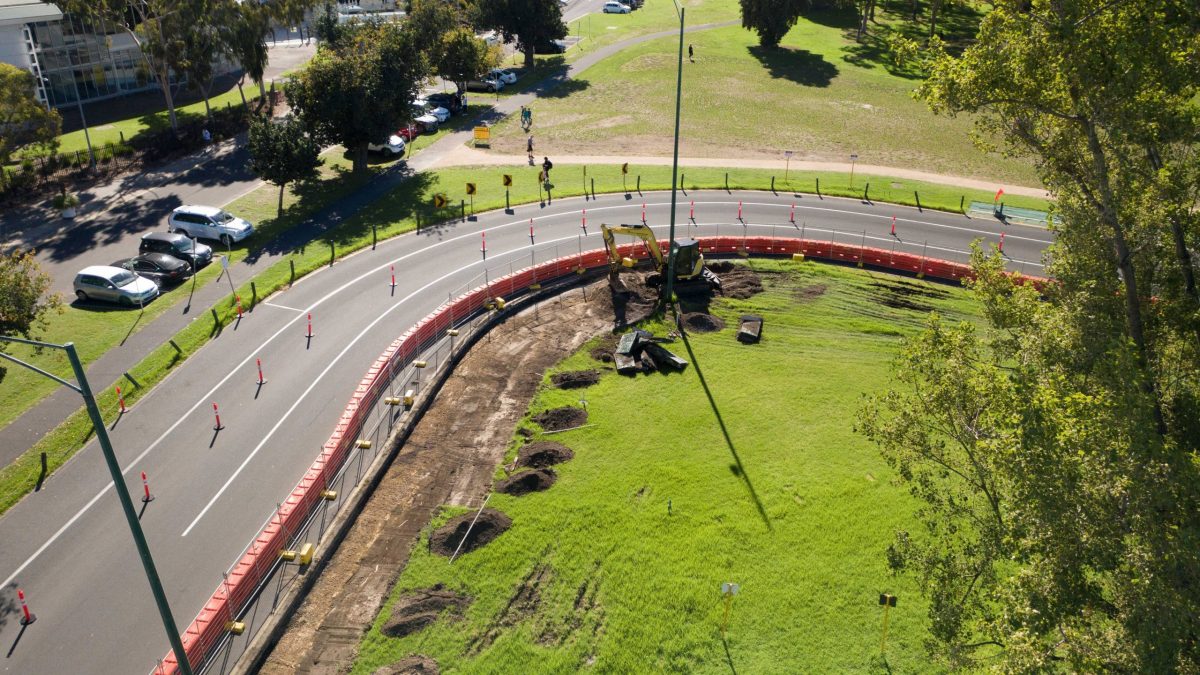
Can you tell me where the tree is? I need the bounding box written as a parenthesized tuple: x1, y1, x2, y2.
(739, 0, 808, 48)
(0, 250, 61, 379)
(860, 0, 1200, 669)
(229, 2, 271, 105)
(435, 27, 495, 93)
(0, 64, 61, 164)
(62, 0, 193, 132)
(475, 0, 565, 69)
(285, 21, 428, 174)
(247, 115, 322, 215)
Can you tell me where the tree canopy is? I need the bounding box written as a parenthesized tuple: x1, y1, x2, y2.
(739, 0, 810, 48)
(0, 250, 60, 371)
(474, 0, 565, 68)
(247, 115, 322, 215)
(285, 21, 428, 174)
(861, 0, 1200, 670)
(0, 64, 60, 164)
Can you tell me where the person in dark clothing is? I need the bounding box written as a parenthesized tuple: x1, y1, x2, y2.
(688, 44, 694, 62)
(542, 157, 553, 182)
(527, 135, 534, 162)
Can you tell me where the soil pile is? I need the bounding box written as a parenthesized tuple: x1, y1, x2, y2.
(590, 333, 620, 363)
(429, 508, 512, 557)
(373, 655, 440, 674)
(796, 284, 827, 301)
(869, 280, 948, 312)
(720, 267, 764, 299)
(497, 468, 557, 496)
(681, 312, 725, 333)
(516, 441, 575, 469)
(533, 406, 588, 431)
(551, 370, 601, 389)
(608, 272, 657, 327)
(381, 585, 470, 638)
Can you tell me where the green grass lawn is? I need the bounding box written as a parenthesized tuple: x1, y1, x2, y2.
(355, 259, 982, 672)
(493, 3, 1038, 186)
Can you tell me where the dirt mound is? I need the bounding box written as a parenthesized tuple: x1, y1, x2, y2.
(373, 655, 440, 675)
(532, 406, 588, 431)
(706, 260, 737, 273)
(429, 508, 512, 557)
(497, 468, 557, 496)
(721, 266, 764, 299)
(796, 284, 827, 301)
(517, 441, 575, 468)
(681, 312, 725, 333)
(869, 279, 948, 312)
(381, 585, 470, 638)
(609, 272, 658, 327)
(551, 370, 601, 389)
(590, 333, 620, 363)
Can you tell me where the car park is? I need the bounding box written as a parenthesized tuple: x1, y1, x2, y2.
(397, 123, 422, 141)
(464, 76, 504, 93)
(415, 99, 451, 123)
(603, 1, 631, 13)
(489, 68, 518, 85)
(425, 92, 462, 114)
(409, 104, 440, 132)
(368, 133, 407, 157)
(110, 253, 192, 286)
(168, 205, 255, 245)
(73, 265, 160, 306)
(140, 231, 214, 267)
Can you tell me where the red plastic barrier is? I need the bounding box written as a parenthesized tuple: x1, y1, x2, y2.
(159, 238, 1044, 673)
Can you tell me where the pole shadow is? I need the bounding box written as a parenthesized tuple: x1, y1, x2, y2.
(210, 428, 221, 448)
(119, 309, 145, 347)
(722, 633, 738, 675)
(6, 624, 28, 658)
(675, 318, 772, 531)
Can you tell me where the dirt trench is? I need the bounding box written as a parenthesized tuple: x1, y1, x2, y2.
(260, 283, 610, 674)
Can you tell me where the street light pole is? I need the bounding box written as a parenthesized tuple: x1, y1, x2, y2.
(663, 2, 685, 310)
(68, 72, 97, 169)
(0, 337, 192, 675)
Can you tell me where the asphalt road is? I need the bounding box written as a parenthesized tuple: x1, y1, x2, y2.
(0, 192, 1051, 674)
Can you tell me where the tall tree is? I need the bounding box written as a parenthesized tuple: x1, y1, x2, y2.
(0, 64, 61, 164)
(435, 27, 495, 94)
(229, 2, 271, 104)
(475, 0, 565, 68)
(0, 250, 61, 375)
(285, 21, 427, 173)
(247, 115, 322, 215)
(739, 0, 808, 48)
(861, 0, 1200, 670)
(62, 0, 194, 132)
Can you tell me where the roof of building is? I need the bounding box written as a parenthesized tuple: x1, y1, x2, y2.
(0, 0, 62, 27)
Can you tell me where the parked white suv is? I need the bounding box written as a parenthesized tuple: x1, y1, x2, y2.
(168, 205, 255, 246)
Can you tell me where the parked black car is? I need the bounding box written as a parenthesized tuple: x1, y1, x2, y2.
(111, 253, 193, 286)
(139, 231, 214, 268)
(425, 92, 463, 114)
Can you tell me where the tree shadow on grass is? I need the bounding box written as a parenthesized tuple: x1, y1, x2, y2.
(838, 1, 986, 79)
(524, 57, 590, 100)
(674, 316, 772, 531)
(748, 46, 837, 88)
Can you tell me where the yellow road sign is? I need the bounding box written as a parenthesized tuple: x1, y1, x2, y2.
(433, 193, 447, 208)
(622, 162, 629, 174)
(502, 174, 512, 187)
(466, 182, 476, 195)
(472, 126, 491, 147)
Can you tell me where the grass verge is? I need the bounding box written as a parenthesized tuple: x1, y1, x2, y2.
(0, 162, 1045, 516)
(354, 259, 979, 672)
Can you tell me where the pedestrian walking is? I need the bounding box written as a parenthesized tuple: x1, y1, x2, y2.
(688, 44, 694, 62)
(202, 127, 212, 145)
(542, 156, 553, 182)
(527, 135, 534, 163)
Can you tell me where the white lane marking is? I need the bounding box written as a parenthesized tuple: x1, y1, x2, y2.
(262, 301, 306, 313)
(2, 195, 1051, 587)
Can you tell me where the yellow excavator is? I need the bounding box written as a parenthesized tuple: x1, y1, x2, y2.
(600, 223, 720, 295)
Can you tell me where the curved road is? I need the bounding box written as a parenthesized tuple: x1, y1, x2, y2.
(0, 191, 1051, 674)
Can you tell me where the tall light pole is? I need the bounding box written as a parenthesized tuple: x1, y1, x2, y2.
(662, 0, 685, 309)
(0, 336, 192, 675)
(70, 72, 97, 170)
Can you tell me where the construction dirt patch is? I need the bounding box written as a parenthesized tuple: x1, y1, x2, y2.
(260, 282, 611, 674)
(430, 508, 513, 558)
(590, 334, 620, 363)
(497, 468, 558, 496)
(796, 284, 828, 301)
(681, 312, 725, 333)
(711, 262, 764, 299)
(372, 655, 440, 675)
(381, 586, 470, 639)
(550, 369, 601, 389)
(532, 406, 588, 431)
(516, 441, 575, 469)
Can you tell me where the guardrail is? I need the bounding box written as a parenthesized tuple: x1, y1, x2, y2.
(156, 236, 1043, 674)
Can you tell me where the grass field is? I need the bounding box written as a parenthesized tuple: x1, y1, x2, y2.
(354, 259, 983, 672)
(493, 3, 1037, 186)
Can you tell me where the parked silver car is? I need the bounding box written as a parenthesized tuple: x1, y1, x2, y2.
(73, 265, 160, 306)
